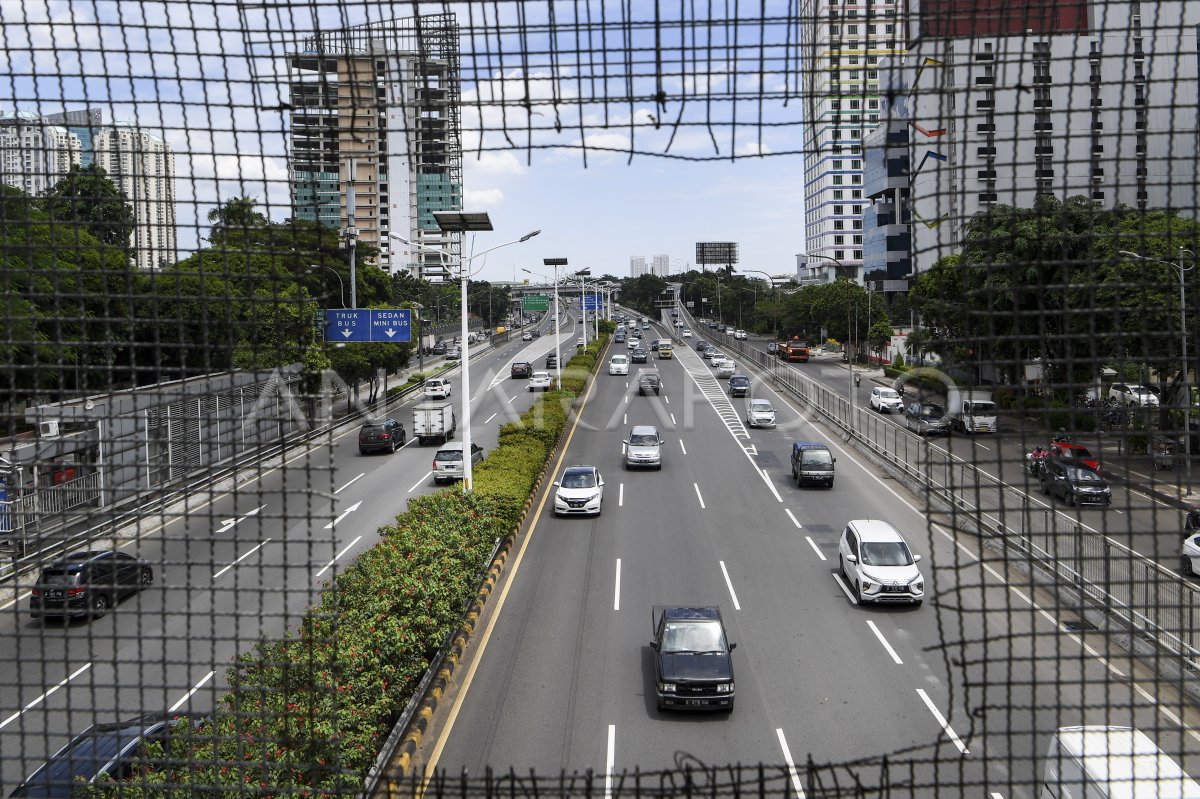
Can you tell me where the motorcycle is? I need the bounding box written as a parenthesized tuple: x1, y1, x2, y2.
(854, 374, 861, 388)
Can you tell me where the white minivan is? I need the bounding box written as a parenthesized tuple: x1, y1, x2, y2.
(1041, 726, 1200, 798)
(608, 354, 629, 375)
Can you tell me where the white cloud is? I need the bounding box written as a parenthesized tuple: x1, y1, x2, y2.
(464, 187, 505, 207)
(463, 150, 527, 176)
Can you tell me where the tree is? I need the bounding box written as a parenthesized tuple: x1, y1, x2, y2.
(41, 164, 135, 250)
(206, 196, 269, 245)
(868, 320, 893, 361)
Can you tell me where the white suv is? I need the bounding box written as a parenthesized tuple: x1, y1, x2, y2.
(870, 387, 904, 413)
(1109, 383, 1159, 407)
(838, 520, 925, 605)
(423, 377, 452, 400)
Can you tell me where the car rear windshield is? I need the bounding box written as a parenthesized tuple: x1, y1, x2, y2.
(861, 541, 914, 567)
(629, 434, 658, 446)
(661, 620, 727, 654)
(38, 569, 79, 587)
(561, 471, 597, 488)
(434, 450, 462, 462)
(361, 425, 388, 434)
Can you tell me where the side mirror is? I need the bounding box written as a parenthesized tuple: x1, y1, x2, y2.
(729, 642, 737, 651)
(913, 554, 922, 562)
(846, 554, 858, 563)
(649, 640, 659, 651)
(598, 477, 605, 486)
(552, 481, 560, 487)
(833, 458, 837, 463)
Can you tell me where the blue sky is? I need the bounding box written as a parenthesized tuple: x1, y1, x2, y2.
(2, 0, 809, 282)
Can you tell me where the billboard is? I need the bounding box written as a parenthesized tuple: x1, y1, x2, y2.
(696, 242, 739, 266)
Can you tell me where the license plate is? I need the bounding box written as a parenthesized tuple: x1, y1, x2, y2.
(684, 699, 706, 706)
(884, 585, 907, 593)
(45, 590, 63, 600)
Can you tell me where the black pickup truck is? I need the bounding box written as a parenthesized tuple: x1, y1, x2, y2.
(650, 606, 736, 712)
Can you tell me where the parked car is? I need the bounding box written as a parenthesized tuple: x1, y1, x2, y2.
(1109, 382, 1160, 407)
(10, 713, 200, 797)
(553, 465, 605, 516)
(745, 398, 776, 428)
(1039, 459, 1112, 506)
(631, 347, 649, 364)
(650, 606, 736, 711)
(869, 387, 904, 413)
(358, 418, 406, 454)
(838, 519, 925, 605)
(423, 377, 452, 400)
(432, 442, 485, 484)
(528, 371, 553, 392)
(904, 402, 948, 435)
(30, 550, 154, 620)
(609, 354, 629, 375)
(624, 424, 663, 469)
(511, 360, 532, 379)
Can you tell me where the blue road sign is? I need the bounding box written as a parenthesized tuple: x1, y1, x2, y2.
(577, 296, 605, 311)
(323, 309, 412, 343)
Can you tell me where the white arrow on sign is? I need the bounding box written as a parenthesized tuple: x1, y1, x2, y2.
(323, 500, 362, 530)
(341, 328, 354, 338)
(215, 504, 266, 534)
(384, 328, 397, 338)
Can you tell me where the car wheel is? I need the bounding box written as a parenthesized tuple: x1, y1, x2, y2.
(140, 567, 153, 588)
(1064, 490, 1075, 506)
(1039, 480, 1048, 495)
(1183, 556, 1195, 577)
(855, 580, 865, 604)
(839, 556, 848, 581)
(91, 593, 110, 617)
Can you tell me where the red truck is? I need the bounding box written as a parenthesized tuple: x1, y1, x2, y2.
(777, 337, 810, 363)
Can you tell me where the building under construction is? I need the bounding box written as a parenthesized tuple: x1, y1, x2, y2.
(287, 13, 462, 281)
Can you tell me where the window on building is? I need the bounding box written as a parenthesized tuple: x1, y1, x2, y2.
(833, 175, 844, 185)
(834, 220, 845, 230)
(833, 159, 843, 169)
(834, 190, 845, 199)
(835, 250, 846, 260)
(835, 235, 846, 245)
(848, 24, 858, 33)
(867, 70, 878, 79)
(852, 159, 861, 169)
(852, 190, 862, 198)
(834, 205, 844, 215)
(854, 235, 863, 244)
(850, 100, 860, 109)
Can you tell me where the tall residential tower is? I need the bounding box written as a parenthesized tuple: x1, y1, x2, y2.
(800, 0, 906, 283)
(93, 122, 177, 271)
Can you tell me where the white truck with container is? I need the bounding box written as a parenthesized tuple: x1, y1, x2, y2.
(951, 389, 998, 434)
(413, 401, 457, 446)
(1041, 725, 1200, 798)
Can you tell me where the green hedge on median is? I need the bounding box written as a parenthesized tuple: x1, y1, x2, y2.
(94, 334, 608, 798)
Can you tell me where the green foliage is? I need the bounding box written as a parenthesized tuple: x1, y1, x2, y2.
(892, 351, 905, 369)
(780, 280, 886, 343)
(41, 164, 136, 251)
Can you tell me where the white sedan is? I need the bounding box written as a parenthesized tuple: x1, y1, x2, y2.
(1183, 532, 1200, 576)
(682, 329, 692, 338)
(528, 371, 553, 392)
(627, 337, 641, 350)
(609, 354, 629, 375)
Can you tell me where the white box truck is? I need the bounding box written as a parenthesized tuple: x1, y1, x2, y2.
(951, 390, 998, 434)
(413, 401, 456, 445)
(1041, 725, 1200, 798)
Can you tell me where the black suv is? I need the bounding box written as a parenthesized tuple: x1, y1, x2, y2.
(1039, 458, 1112, 506)
(31, 551, 153, 620)
(358, 418, 406, 454)
(11, 713, 199, 796)
(728, 375, 751, 398)
(637, 371, 662, 396)
(631, 348, 648, 364)
(511, 360, 532, 379)
(650, 606, 736, 711)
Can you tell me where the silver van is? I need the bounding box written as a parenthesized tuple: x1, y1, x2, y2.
(432, 442, 484, 484)
(623, 425, 663, 470)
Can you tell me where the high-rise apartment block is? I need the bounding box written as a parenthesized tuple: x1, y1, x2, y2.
(0, 111, 81, 197)
(44, 108, 103, 168)
(630, 256, 648, 278)
(651, 254, 669, 276)
(865, 0, 1199, 280)
(93, 122, 177, 271)
(288, 13, 462, 281)
(800, 0, 906, 284)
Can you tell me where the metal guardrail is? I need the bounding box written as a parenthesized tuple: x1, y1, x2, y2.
(681, 307, 1200, 671)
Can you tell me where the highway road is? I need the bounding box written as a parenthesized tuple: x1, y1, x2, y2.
(417, 312, 1200, 797)
(704, 328, 1193, 578)
(0, 308, 583, 790)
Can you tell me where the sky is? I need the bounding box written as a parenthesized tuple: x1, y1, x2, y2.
(1, 0, 811, 283)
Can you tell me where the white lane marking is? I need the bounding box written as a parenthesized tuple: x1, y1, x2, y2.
(614, 559, 622, 611)
(916, 688, 969, 754)
(408, 471, 432, 493)
(212, 539, 273, 580)
(785, 509, 803, 529)
(484, 412, 498, 424)
(866, 620, 904, 664)
(990, 794, 1005, 799)
(0, 591, 31, 611)
(215, 504, 266, 533)
(0, 662, 92, 730)
(775, 728, 807, 799)
(805, 536, 826, 561)
(508, 394, 519, 404)
(625, 382, 628, 389)
(719, 560, 742, 610)
(624, 395, 628, 404)
(315, 535, 364, 578)
(832, 572, 858, 604)
(168, 670, 215, 713)
(679, 439, 688, 454)
(335, 474, 365, 494)
(670, 412, 677, 425)
(605, 724, 617, 799)
(664, 396, 670, 404)
(322, 499, 362, 530)
(694, 482, 706, 509)
(623, 413, 627, 425)
(760, 467, 784, 502)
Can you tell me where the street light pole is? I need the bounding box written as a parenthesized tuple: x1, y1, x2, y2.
(1120, 248, 1195, 495)
(391, 218, 540, 492)
(309, 264, 346, 308)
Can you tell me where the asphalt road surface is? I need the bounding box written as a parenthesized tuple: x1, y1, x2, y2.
(0, 308, 581, 790)
(418, 314, 1200, 798)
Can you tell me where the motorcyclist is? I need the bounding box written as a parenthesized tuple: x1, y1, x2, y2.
(854, 373, 861, 387)
(1186, 505, 1200, 532)
(1028, 445, 1048, 475)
